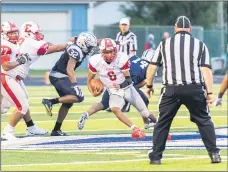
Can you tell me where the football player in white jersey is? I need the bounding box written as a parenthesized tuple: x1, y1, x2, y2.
(1, 21, 49, 140)
(78, 47, 158, 132)
(85, 38, 152, 139)
(1, 21, 72, 140)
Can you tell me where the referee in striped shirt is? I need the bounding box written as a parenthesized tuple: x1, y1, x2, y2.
(146, 16, 221, 165)
(115, 17, 137, 57)
(115, 18, 138, 112)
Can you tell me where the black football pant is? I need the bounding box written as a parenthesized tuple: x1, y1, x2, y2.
(149, 84, 220, 161)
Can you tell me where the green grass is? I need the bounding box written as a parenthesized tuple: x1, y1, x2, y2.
(29, 69, 88, 77)
(1, 150, 227, 171)
(1, 84, 227, 171)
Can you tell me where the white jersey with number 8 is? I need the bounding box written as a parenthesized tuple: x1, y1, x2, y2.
(89, 52, 130, 90)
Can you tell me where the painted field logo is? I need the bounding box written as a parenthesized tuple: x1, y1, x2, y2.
(2, 128, 227, 150)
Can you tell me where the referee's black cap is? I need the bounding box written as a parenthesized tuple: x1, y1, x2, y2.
(175, 16, 191, 28)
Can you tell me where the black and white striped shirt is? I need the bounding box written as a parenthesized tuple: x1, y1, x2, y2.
(151, 31, 211, 85)
(115, 30, 137, 56)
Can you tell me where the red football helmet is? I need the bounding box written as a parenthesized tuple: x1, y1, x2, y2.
(1, 21, 19, 44)
(99, 38, 117, 63)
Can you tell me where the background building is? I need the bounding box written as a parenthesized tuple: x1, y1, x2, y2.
(2, 0, 89, 69)
(2, 0, 227, 74)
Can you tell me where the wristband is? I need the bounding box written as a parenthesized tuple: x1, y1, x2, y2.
(130, 125, 136, 130)
(207, 92, 212, 95)
(120, 76, 132, 89)
(146, 85, 153, 89)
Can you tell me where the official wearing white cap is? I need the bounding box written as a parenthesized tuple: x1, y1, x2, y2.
(115, 17, 138, 58)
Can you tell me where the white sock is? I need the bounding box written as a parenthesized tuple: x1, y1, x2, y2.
(4, 124, 15, 133)
(85, 112, 89, 118)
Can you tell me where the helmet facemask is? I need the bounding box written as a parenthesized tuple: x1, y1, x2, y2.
(1, 21, 19, 44)
(76, 32, 97, 55)
(101, 48, 117, 63)
(34, 31, 44, 41)
(7, 30, 19, 44)
(99, 38, 117, 63)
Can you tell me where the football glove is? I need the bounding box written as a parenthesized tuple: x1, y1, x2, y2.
(72, 83, 84, 102)
(213, 97, 222, 107)
(16, 53, 30, 65)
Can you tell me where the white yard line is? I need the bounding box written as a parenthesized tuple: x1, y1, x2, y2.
(2, 116, 227, 123)
(13, 125, 228, 134)
(2, 109, 227, 116)
(2, 156, 227, 167)
(26, 95, 160, 99)
(14, 105, 228, 109)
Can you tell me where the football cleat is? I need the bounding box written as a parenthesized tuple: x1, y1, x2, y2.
(1, 127, 17, 141)
(78, 112, 89, 130)
(209, 152, 221, 163)
(132, 127, 146, 139)
(26, 125, 48, 136)
(51, 130, 68, 136)
(42, 98, 53, 116)
(144, 120, 156, 129)
(167, 134, 172, 140)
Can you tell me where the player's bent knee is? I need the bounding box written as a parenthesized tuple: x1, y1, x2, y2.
(72, 94, 84, 103)
(19, 102, 29, 115)
(111, 107, 121, 113)
(62, 103, 73, 109)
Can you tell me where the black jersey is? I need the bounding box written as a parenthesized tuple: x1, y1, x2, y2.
(52, 43, 86, 75)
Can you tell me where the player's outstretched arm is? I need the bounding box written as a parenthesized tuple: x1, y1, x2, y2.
(45, 43, 68, 55)
(45, 37, 76, 55)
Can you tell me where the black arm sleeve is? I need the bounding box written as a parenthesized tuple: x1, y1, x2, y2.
(120, 76, 133, 89)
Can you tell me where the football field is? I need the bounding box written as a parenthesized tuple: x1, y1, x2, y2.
(1, 84, 228, 171)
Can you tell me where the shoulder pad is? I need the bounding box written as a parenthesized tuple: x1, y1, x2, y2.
(67, 44, 83, 61)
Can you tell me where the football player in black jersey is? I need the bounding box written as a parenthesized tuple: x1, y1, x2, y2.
(42, 32, 97, 136)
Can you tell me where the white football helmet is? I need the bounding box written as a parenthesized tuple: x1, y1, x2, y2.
(20, 21, 44, 41)
(76, 32, 97, 54)
(99, 38, 117, 63)
(1, 21, 19, 44)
